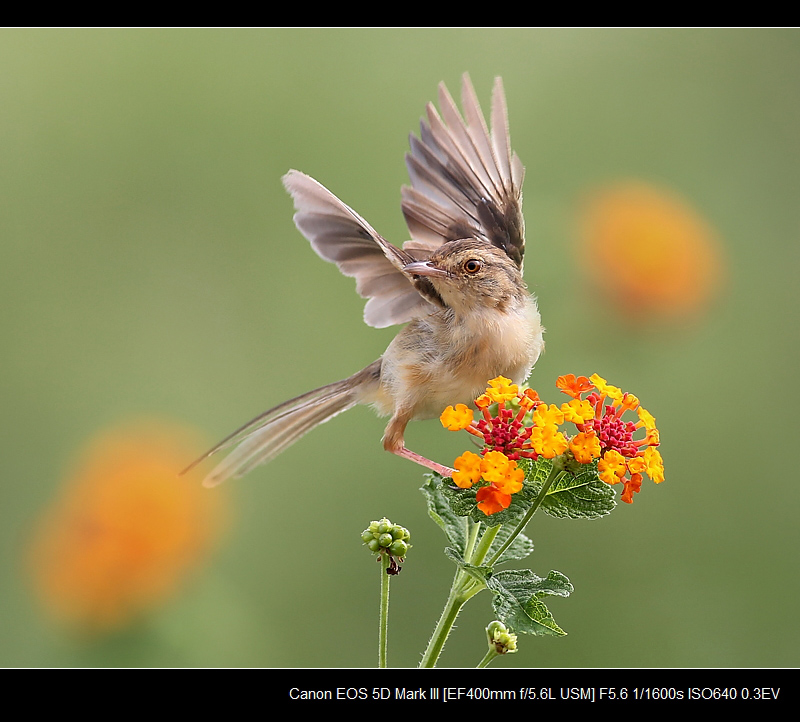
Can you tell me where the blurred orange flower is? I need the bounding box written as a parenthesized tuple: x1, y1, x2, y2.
(579, 182, 724, 321)
(27, 422, 229, 633)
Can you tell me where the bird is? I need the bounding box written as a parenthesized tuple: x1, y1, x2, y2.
(183, 73, 544, 488)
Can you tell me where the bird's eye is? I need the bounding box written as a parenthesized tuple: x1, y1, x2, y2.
(463, 259, 483, 274)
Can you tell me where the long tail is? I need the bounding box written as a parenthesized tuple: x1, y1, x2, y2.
(183, 360, 381, 487)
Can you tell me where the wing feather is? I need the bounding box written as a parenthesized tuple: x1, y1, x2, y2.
(402, 73, 526, 269)
(282, 170, 438, 328)
(281, 75, 525, 330)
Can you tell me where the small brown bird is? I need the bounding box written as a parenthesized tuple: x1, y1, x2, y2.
(185, 74, 544, 487)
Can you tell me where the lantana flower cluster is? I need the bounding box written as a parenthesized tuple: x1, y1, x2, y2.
(440, 374, 664, 514)
(560, 373, 664, 503)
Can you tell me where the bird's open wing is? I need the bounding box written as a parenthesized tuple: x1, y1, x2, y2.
(283, 170, 441, 328)
(401, 74, 526, 269)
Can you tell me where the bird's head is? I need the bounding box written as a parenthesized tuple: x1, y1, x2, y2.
(403, 239, 527, 316)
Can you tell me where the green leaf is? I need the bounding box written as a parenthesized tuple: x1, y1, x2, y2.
(522, 456, 556, 485)
(538, 461, 617, 519)
(420, 475, 469, 555)
(438, 477, 480, 518)
(443, 547, 492, 586)
(426, 455, 614, 536)
(487, 524, 533, 565)
(487, 569, 573, 636)
(423, 476, 532, 570)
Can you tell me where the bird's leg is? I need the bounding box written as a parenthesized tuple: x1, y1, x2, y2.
(391, 445, 455, 477)
(382, 412, 455, 477)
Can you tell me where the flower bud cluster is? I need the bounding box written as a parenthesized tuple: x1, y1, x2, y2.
(361, 518, 410, 559)
(486, 620, 518, 654)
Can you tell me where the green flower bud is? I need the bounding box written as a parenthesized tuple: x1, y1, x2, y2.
(552, 449, 584, 475)
(363, 518, 411, 562)
(486, 620, 505, 637)
(377, 520, 392, 535)
(486, 620, 518, 654)
(390, 540, 408, 557)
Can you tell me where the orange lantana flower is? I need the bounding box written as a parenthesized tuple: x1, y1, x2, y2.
(556, 374, 592, 399)
(569, 431, 602, 464)
(530, 424, 569, 459)
(485, 376, 519, 404)
(598, 449, 627, 485)
(476, 485, 513, 515)
(440, 403, 475, 431)
(27, 422, 229, 632)
(533, 404, 565, 428)
(579, 181, 723, 323)
(643, 446, 665, 484)
(560, 398, 595, 425)
(452, 450, 483, 489)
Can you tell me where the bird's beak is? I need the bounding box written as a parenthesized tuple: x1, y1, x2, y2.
(403, 260, 450, 279)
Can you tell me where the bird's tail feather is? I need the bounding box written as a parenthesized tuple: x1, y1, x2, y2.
(183, 361, 381, 487)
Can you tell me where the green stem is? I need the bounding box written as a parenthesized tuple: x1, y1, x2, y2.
(379, 554, 390, 668)
(476, 648, 499, 668)
(420, 464, 565, 668)
(487, 465, 565, 568)
(419, 519, 501, 668)
(471, 523, 502, 567)
(463, 515, 481, 561)
(419, 580, 468, 668)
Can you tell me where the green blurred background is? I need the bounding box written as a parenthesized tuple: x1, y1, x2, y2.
(2, 28, 798, 668)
